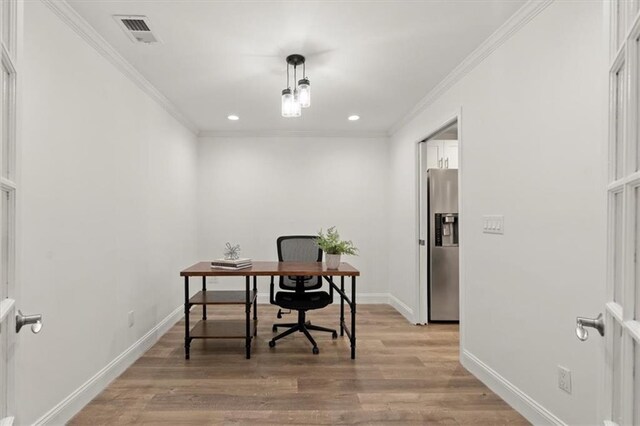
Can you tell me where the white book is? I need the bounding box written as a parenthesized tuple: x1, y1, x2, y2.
(210, 264, 252, 270)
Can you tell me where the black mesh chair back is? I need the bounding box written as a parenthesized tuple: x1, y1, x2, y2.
(277, 236, 322, 290)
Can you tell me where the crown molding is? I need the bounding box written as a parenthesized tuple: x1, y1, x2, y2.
(389, 0, 554, 136)
(41, 0, 199, 135)
(198, 129, 389, 139)
(41, 0, 552, 139)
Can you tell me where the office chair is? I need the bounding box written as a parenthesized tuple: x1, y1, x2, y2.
(269, 235, 337, 354)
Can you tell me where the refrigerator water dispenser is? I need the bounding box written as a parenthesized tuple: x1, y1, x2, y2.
(434, 213, 458, 247)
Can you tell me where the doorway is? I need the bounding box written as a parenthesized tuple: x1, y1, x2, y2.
(418, 119, 460, 325)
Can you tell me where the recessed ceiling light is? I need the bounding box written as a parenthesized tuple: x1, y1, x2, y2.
(348, 115, 360, 121)
(227, 115, 239, 121)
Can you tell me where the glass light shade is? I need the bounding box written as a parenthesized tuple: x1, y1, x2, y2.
(298, 78, 310, 108)
(292, 89, 302, 117)
(281, 88, 294, 117)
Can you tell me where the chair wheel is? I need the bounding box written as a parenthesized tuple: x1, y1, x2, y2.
(272, 325, 277, 332)
(269, 340, 276, 348)
(332, 331, 338, 339)
(277, 311, 282, 319)
(312, 346, 319, 355)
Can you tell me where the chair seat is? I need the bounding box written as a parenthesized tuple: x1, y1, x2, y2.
(275, 291, 332, 311)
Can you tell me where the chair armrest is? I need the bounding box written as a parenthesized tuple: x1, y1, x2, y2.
(269, 275, 276, 305)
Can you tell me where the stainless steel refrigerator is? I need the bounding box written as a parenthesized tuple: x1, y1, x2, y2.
(427, 169, 459, 322)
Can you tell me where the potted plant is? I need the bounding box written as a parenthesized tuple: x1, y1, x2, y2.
(316, 226, 358, 269)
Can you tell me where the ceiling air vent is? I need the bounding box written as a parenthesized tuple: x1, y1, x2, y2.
(113, 15, 161, 44)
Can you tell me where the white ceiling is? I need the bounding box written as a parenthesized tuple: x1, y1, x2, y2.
(67, 0, 525, 134)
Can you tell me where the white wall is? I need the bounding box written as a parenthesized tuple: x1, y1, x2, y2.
(388, 1, 607, 424)
(17, 2, 198, 424)
(198, 136, 388, 299)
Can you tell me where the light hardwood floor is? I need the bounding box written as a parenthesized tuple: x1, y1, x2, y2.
(70, 304, 528, 425)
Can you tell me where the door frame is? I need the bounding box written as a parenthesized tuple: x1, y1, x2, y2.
(415, 109, 463, 333)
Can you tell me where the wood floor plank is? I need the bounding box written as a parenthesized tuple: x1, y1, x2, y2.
(69, 304, 529, 425)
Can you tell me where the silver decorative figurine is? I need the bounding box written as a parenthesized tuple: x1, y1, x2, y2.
(224, 242, 241, 260)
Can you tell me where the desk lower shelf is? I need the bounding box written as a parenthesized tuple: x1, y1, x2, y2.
(189, 290, 256, 305)
(189, 319, 257, 339)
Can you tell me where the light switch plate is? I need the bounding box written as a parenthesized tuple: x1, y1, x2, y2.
(483, 215, 504, 234)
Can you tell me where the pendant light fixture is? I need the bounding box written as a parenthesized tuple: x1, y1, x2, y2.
(281, 54, 310, 118)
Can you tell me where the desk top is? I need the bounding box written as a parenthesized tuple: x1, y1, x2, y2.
(180, 261, 360, 277)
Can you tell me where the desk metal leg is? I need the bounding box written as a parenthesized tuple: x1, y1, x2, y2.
(340, 276, 345, 336)
(184, 276, 191, 360)
(202, 276, 207, 321)
(245, 276, 251, 359)
(253, 275, 257, 337)
(351, 276, 356, 360)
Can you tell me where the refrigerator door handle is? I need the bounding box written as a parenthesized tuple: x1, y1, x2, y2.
(445, 158, 449, 168)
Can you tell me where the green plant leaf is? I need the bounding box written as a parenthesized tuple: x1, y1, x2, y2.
(316, 226, 358, 255)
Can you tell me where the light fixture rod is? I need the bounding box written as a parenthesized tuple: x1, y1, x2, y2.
(286, 63, 290, 88)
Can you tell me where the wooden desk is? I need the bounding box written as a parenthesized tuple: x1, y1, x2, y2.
(180, 261, 360, 359)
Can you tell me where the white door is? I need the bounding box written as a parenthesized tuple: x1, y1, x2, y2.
(0, 0, 20, 422)
(596, 1, 640, 424)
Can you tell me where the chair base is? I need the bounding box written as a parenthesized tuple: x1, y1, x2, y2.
(270, 310, 337, 354)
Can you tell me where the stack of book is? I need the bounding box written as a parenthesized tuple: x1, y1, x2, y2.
(210, 258, 252, 270)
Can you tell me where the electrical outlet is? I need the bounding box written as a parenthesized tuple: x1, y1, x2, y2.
(558, 366, 571, 394)
(210, 277, 218, 285)
(128, 310, 135, 328)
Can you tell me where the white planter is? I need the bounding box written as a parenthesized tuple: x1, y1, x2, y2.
(325, 254, 341, 269)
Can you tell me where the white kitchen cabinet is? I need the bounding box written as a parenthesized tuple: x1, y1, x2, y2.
(425, 140, 458, 169)
(425, 143, 441, 170)
(443, 140, 458, 169)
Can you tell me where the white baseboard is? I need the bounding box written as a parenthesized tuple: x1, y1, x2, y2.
(33, 305, 184, 426)
(353, 293, 390, 304)
(256, 292, 390, 305)
(460, 349, 566, 426)
(388, 293, 415, 323)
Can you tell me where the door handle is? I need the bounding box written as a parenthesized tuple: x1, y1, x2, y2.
(438, 158, 443, 168)
(445, 158, 449, 168)
(576, 313, 604, 341)
(16, 310, 43, 334)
